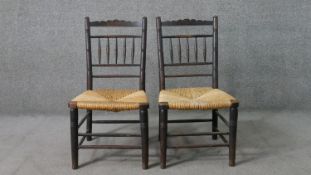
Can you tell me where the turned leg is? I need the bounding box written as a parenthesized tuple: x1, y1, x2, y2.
(159, 106, 168, 169)
(212, 109, 218, 140)
(70, 108, 79, 169)
(229, 105, 238, 166)
(140, 108, 149, 169)
(86, 110, 92, 141)
(158, 108, 162, 141)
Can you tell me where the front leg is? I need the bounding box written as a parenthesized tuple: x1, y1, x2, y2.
(229, 104, 238, 166)
(86, 110, 92, 141)
(70, 108, 79, 169)
(212, 109, 218, 140)
(159, 106, 168, 169)
(140, 108, 149, 169)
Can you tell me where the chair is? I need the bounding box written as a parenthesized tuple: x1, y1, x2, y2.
(68, 17, 149, 169)
(156, 17, 239, 168)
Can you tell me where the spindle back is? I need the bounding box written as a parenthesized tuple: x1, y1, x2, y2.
(84, 17, 147, 90)
(156, 17, 218, 90)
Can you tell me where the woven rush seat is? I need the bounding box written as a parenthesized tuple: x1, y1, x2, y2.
(71, 89, 148, 112)
(159, 87, 238, 110)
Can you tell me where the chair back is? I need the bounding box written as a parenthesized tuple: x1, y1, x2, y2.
(156, 17, 218, 90)
(84, 17, 147, 90)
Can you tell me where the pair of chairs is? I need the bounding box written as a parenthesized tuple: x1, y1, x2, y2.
(68, 16, 239, 170)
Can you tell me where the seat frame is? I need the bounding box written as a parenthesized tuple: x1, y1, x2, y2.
(68, 17, 149, 169)
(156, 16, 239, 168)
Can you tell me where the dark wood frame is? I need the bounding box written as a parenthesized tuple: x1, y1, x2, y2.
(156, 17, 239, 168)
(68, 17, 149, 170)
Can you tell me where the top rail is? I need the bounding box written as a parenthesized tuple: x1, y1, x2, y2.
(90, 35, 141, 38)
(162, 34, 213, 38)
(89, 20, 141, 27)
(161, 19, 213, 26)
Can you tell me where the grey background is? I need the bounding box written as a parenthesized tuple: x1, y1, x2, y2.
(0, 0, 310, 115)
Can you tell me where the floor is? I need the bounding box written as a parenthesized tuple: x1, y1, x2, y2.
(0, 110, 311, 175)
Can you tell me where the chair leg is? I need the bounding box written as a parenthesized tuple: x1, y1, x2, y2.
(158, 108, 162, 141)
(212, 109, 218, 140)
(229, 105, 238, 166)
(86, 110, 92, 141)
(159, 106, 168, 169)
(140, 108, 149, 169)
(70, 108, 79, 169)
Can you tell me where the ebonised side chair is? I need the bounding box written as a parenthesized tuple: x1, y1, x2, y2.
(156, 16, 239, 168)
(68, 17, 149, 169)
